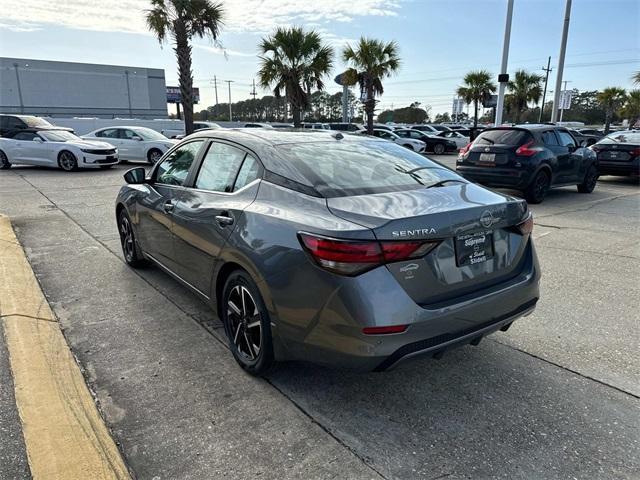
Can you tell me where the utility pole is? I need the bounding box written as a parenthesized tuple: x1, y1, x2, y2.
(495, 0, 514, 127)
(250, 79, 258, 121)
(559, 80, 572, 122)
(225, 80, 233, 121)
(539, 57, 553, 122)
(551, 0, 572, 123)
(212, 76, 219, 105)
(13, 63, 24, 114)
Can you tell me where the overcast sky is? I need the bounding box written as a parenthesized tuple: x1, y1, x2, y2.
(0, 0, 638, 115)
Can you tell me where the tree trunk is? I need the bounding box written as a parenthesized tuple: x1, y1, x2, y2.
(365, 84, 375, 135)
(292, 105, 302, 128)
(174, 25, 194, 136)
(604, 111, 611, 134)
(473, 100, 479, 129)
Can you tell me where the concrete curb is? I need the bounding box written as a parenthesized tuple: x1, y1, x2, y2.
(0, 215, 130, 480)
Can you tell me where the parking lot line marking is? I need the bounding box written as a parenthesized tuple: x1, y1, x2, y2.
(0, 216, 130, 480)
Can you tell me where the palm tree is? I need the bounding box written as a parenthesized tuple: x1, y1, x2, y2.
(632, 71, 640, 86)
(620, 90, 640, 128)
(146, 0, 224, 135)
(597, 87, 627, 134)
(342, 37, 401, 134)
(257, 27, 334, 128)
(507, 70, 543, 124)
(457, 70, 496, 129)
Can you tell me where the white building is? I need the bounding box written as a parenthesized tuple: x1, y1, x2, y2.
(0, 57, 168, 119)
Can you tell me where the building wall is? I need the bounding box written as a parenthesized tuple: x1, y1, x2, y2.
(0, 58, 168, 118)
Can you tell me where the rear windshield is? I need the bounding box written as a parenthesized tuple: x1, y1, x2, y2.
(275, 140, 461, 197)
(22, 116, 52, 127)
(475, 129, 531, 146)
(600, 132, 640, 144)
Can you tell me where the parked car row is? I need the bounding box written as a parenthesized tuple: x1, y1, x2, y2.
(456, 124, 639, 203)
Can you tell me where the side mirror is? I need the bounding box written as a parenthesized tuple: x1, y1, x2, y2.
(123, 167, 147, 184)
(33, 137, 44, 143)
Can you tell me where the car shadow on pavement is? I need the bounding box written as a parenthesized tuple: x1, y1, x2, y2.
(266, 342, 638, 479)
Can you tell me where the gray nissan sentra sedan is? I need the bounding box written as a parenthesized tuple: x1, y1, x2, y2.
(115, 129, 540, 375)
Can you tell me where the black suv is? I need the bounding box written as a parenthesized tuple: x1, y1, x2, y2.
(456, 125, 598, 203)
(0, 114, 71, 137)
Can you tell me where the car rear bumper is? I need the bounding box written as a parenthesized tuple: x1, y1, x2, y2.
(456, 165, 529, 188)
(598, 159, 639, 176)
(271, 239, 541, 371)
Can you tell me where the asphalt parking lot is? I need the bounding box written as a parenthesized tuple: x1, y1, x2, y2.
(1, 157, 639, 479)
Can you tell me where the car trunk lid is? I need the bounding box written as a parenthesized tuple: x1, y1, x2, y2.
(327, 183, 531, 305)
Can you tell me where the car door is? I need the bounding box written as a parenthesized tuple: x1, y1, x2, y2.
(171, 141, 262, 294)
(556, 130, 582, 182)
(11, 132, 48, 165)
(540, 130, 568, 183)
(136, 140, 205, 271)
(120, 129, 145, 160)
(96, 128, 122, 153)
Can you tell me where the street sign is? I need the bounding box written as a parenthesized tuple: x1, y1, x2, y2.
(166, 86, 200, 104)
(482, 94, 498, 108)
(559, 90, 572, 110)
(452, 98, 465, 115)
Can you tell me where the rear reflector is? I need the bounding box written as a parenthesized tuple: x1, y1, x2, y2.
(362, 325, 408, 335)
(298, 233, 439, 275)
(517, 213, 534, 235)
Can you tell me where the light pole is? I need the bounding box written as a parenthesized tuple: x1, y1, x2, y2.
(551, 0, 572, 123)
(494, 0, 514, 127)
(124, 70, 133, 118)
(225, 80, 233, 121)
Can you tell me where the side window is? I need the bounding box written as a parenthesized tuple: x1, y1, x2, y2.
(233, 155, 261, 191)
(557, 131, 576, 148)
(13, 132, 38, 141)
(410, 131, 422, 139)
(156, 141, 203, 186)
(542, 131, 559, 146)
(99, 129, 119, 139)
(195, 142, 246, 192)
(121, 129, 139, 140)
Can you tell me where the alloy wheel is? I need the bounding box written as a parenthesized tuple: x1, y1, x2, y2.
(434, 144, 445, 155)
(227, 285, 262, 361)
(59, 151, 76, 171)
(534, 172, 549, 200)
(119, 216, 135, 262)
(149, 149, 162, 164)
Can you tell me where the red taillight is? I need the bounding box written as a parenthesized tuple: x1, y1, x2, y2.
(362, 325, 408, 335)
(459, 142, 472, 157)
(631, 147, 640, 156)
(298, 233, 438, 275)
(517, 213, 534, 235)
(515, 140, 540, 157)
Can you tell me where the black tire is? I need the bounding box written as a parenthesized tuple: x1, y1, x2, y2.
(577, 165, 598, 193)
(433, 143, 446, 155)
(0, 150, 10, 169)
(524, 170, 550, 204)
(57, 151, 78, 171)
(117, 210, 146, 268)
(147, 148, 163, 165)
(221, 270, 275, 376)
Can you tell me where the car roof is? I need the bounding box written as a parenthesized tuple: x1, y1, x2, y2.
(186, 127, 381, 147)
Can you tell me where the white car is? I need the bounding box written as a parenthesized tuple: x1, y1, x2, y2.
(0, 129, 118, 171)
(161, 121, 221, 139)
(372, 129, 426, 152)
(437, 130, 470, 148)
(83, 126, 176, 164)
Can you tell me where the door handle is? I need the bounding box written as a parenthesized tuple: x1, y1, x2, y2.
(163, 201, 175, 213)
(215, 212, 234, 227)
